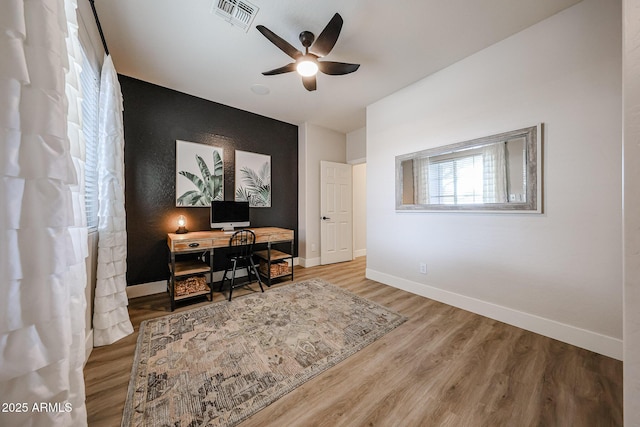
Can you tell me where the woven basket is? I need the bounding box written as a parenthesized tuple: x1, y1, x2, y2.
(259, 260, 290, 277)
(175, 275, 208, 296)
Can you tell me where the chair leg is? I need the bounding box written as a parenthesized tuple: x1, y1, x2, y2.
(220, 267, 229, 292)
(245, 263, 252, 284)
(229, 259, 237, 301)
(249, 258, 264, 293)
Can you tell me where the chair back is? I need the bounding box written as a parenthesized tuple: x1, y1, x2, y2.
(228, 229, 256, 258)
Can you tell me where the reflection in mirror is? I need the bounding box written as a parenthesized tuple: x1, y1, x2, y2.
(396, 125, 541, 212)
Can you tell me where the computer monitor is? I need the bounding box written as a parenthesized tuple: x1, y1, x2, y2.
(210, 201, 250, 231)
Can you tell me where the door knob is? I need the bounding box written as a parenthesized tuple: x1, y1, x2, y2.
(322, 216, 331, 220)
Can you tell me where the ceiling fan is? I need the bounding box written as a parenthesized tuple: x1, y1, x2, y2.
(256, 13, 360, 91)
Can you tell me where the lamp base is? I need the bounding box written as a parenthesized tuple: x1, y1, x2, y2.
(175, 227, 188, 234)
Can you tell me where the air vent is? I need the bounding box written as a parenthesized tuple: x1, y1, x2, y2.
(212, 0, 259, 32)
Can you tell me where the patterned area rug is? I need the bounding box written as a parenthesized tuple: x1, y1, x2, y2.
(122, 278, 407, 427)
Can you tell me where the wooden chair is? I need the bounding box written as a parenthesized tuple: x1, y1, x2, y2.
(219, 229, 264, 301)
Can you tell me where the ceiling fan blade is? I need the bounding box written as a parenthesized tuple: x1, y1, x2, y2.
(256, 25, 302, 60)
(309, 13, 343, 57)
(302, 75, 316, 91)
(318, 61, 360, 75)
(262, 63, 297, 75)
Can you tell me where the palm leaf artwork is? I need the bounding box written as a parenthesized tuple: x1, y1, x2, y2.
(177, 150, 223, 206)
(235, 161, 271, 207)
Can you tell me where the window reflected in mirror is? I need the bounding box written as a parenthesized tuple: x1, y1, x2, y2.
(396, 125, 541, 212)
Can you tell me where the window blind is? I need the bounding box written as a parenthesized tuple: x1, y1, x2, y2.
(428, 154, 484, 204)
(80, 50, 100, 230)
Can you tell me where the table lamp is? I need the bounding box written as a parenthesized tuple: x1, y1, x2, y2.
(176, 215, 188, 234)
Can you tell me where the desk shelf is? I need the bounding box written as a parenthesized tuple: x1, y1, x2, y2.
(254, 248, 294, 286)
(254, 249, 290, 261)
(174, 287, 212, 301)
(167, 254, 213, 311)
(170, 260, 211, 276)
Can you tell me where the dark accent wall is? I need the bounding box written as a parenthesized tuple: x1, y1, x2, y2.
(120, 75, 298, 285)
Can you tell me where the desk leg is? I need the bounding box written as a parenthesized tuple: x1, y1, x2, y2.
(267, 242, 272, 287)
(170, 252, 176, 311)
(209, 248, 214, 301)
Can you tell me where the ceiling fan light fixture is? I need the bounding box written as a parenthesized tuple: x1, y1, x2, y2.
(257, 13, 359, 90)
(296, 58, 318, 77)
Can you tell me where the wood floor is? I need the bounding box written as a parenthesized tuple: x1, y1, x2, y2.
(84, 257, 622, 426)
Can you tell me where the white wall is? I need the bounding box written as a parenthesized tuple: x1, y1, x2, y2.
(298, 123, 347, 267)
(348, 127, 367, 258)
(366, 0, 622, 359)
(347, 127, 366, 163)
(623, 0, 640, 422)
(352, 163, 367, 258)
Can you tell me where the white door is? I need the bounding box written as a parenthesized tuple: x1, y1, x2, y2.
(320, 161, 353, 265)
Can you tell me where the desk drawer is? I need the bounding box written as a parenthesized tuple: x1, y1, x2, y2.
(257, 231, 294, 243)
(172, 239, 213, 252)
(211, 236, 231, 248)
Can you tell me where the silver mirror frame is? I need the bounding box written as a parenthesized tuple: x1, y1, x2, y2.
(395, 124, 543, 213)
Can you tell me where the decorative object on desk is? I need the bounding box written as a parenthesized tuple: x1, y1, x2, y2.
(175, 215, 188, 234)
(235, 150, 271, 207)
(176, 140, 223, 207)
(122, 278, 407, 427)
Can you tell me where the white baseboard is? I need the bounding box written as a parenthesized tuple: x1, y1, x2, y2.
(127, 280, 167, 299)
(300, 257, 320, 268)
(354, 249, 366, 258)
(126, 271, 246, 299)
(84, 329, 93, 365)
(366, 268, 623, 361)
(300, 254, 366, 265)
(127, 258, 301, 299)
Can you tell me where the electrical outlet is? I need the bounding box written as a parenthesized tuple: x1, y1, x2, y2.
(419, 263, 427, 274)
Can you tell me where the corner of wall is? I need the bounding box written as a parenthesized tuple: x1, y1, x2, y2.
(623, 0, 640, 422)
(346, 126, 366, 163)
(84, 231, 99, 358)
(298, 123, 308, 260)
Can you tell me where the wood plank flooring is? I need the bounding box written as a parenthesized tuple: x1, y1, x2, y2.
(84, 257, 623, 426)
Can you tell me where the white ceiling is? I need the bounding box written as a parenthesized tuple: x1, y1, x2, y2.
(94, 0, 582, 134)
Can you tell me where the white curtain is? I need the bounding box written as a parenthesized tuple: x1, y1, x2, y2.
(413, 156, 430, 204)
(0, 0, 88, 425)
(92, 55, 133, 346)
(482, 142, 508, 203)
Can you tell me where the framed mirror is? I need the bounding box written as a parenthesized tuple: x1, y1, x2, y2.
(396, 124, 542, 212)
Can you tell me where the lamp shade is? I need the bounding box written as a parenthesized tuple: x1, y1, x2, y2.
(176, 215, 188, 234)
(296, 58, 318, 77)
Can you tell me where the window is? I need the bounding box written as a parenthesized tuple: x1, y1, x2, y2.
(80, 50, 100, 230)
(428, 154, 484, 204)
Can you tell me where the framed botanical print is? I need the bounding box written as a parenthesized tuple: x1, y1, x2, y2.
(235, 150, 271, 207)
(175, 140, 223, 207)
